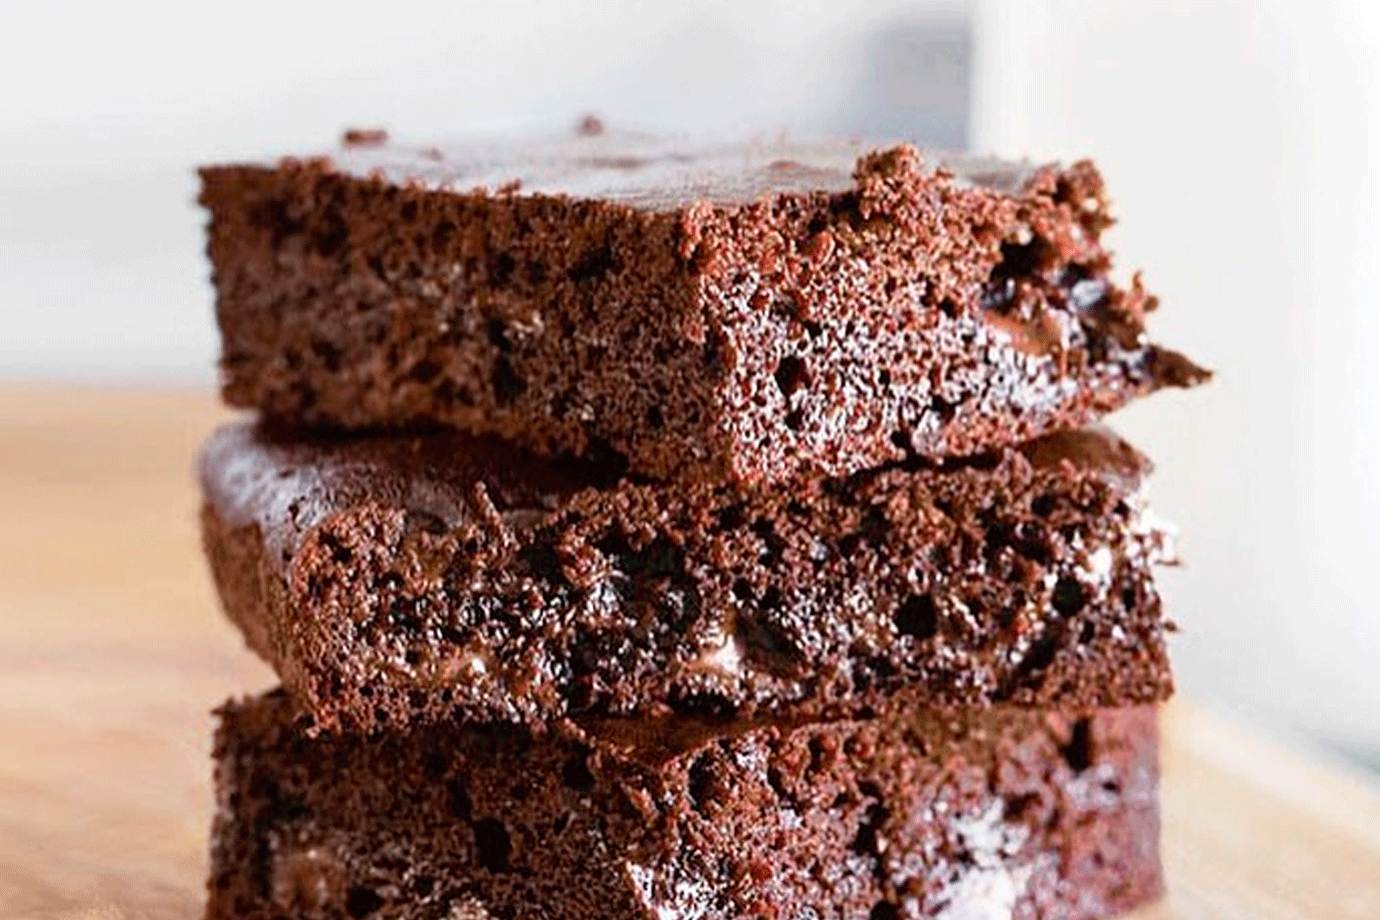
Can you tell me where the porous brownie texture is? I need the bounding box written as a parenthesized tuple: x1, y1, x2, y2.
(200, 422, 1176, 733)
(208, 690, 1161, 920)
(199, 133, 1207, 485)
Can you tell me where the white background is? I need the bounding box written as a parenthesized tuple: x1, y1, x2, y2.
(2, 0, 1377, 760)
(975, 0, 1380, 761)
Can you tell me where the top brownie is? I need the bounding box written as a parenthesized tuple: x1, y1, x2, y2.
(200, 130, 1207, 484)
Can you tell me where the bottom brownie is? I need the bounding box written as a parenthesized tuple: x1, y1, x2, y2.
(208, 692, 1161, 920)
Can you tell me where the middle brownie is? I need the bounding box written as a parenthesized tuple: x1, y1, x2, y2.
(201, 423, 1174, 733)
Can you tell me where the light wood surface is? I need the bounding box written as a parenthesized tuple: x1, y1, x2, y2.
(0, 387, 1378, 920)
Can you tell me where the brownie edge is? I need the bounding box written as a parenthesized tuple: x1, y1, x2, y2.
(208, 690, 1162, 920)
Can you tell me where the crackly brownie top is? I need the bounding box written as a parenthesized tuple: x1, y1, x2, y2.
(250, 129, 1048, 213)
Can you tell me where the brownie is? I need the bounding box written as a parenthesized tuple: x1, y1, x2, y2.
(198, 132, 1207, 485)
(208, 689, 1161, 920)
(200, 421, 1176, 733)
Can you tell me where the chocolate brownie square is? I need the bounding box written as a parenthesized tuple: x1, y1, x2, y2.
(200, 422, 1176, 732)
(208, 690, 1161, 920)
(199, 132, 1206, 484)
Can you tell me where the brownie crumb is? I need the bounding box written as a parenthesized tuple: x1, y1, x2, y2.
(341, 127, 389, 147)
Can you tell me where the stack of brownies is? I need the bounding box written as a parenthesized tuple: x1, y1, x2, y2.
(195, 128, 1206, 920)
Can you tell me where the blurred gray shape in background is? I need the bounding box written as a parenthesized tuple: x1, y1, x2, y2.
(827, 10, 970, 146)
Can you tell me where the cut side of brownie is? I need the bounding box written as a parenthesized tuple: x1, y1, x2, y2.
(199, 132, 1207, 485)
(209, 689, 1161, 920)
(201, 422, 1176, 733)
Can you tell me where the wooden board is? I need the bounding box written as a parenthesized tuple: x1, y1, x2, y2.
(1, 386, 1378, 919)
